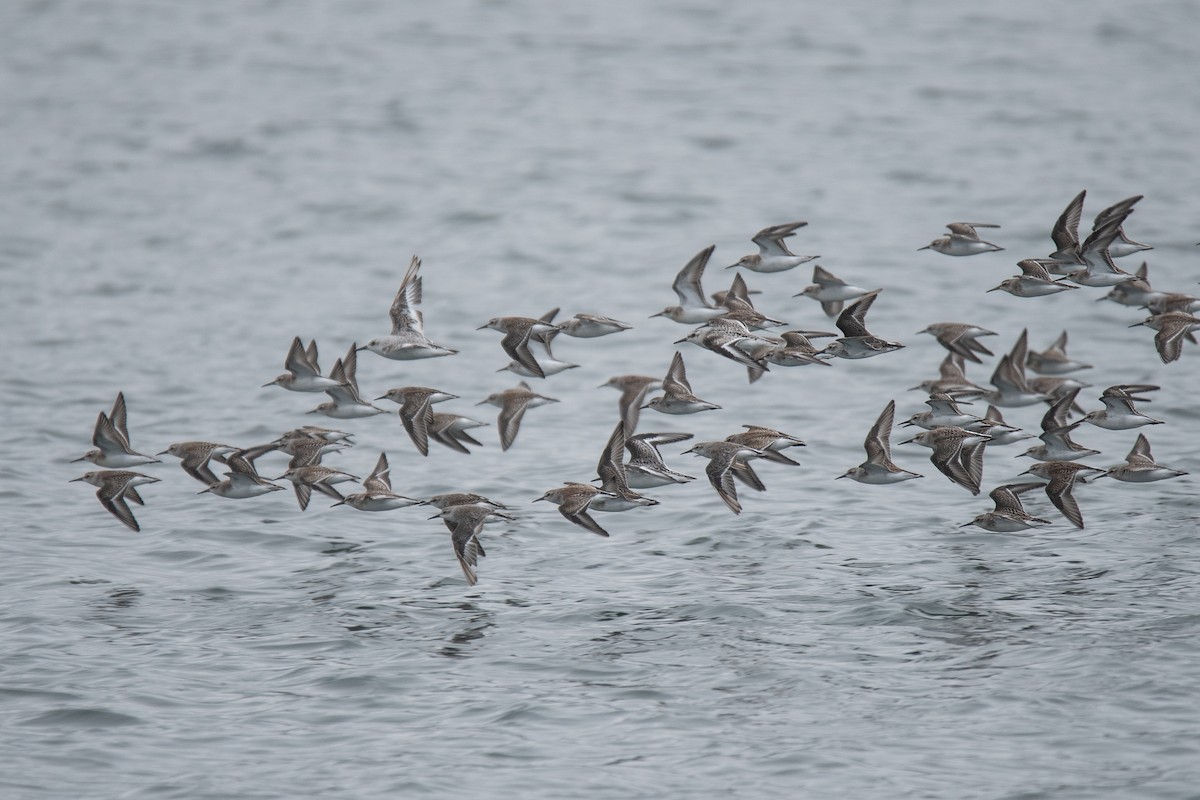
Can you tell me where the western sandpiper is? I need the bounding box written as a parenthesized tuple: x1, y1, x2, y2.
(1047, 190, 1087, 264)
(1131, 311, 1200, 364)
(1097, 262, 1161, 307)
(427, 412, 489, 454)
(622, 432, 696, 489)
(988, 260, 1079, 297)
(534, 483, 613, 537)
(1094, 433, 1187, 483)
(376, 386, 459, 456)
(74, 392, 161, 468)
(599, 374, 664, 438)
(590, 421, 661, 513)
(476, 382, 559, 451)
(308, 345, 386, 418)
(199, 452, 286, 499)
(262, 337, 346, 392)
(478, 314, 562, 379)
(423, 493, 508, 511)
(902, 393, 981, 431)
(961, 483, 1053, 532)
(429, 504, 514, 586)
(919, 222, 1003, 256)
(683, 441, 767, 515)
(979, 406, 1033, 446)
(1016, 388, 1100, 462)
(557, 313, 632, 338)
(642, 351, 721, 415)
(332, 453, 421, 511)
(900, 426, 991, 495)
(157, 441, 238, 485)
(916, 322, 997, 365)
(793, 264, 875, 317)
(727, 220, 818, 273)
(675, 320, 773, 374)
(726, 426, 806, 465)
(276, 465, 360, 511)
(1058, 211, 1138, 286)
(977, 350, 1045, 408)
(1082, 384, 1163, 430)
(910, 353, 986, 397)
(838, 400, 924, 484)
(1025, 330, 1091, 375)
(651, 245, 726, 324)
(1020, 461, 1104, 528)
(823, 291, 905, 359)
(1092, 195, 1150, 259)
(71, 470, 161, 532)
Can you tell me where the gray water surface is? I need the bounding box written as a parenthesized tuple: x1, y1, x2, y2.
(4, 1, 1200, 798)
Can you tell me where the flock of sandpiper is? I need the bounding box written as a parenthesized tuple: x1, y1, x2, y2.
(71, 191, 1192, 585)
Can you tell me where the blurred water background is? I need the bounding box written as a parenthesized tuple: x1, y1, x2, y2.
(3, 1, 1200, 797)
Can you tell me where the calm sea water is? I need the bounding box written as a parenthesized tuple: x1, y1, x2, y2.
(4, 1, 1200, 798)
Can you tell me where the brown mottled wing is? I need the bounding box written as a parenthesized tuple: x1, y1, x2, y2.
(1045, 472, 1084, 528)
(706, 459, 742, 515)
(363, 452, 392, 493)
(97, 483, 140, 532)
(864, 400, 896, 463)
(109, 392, 130, 445)
(389, 256, 424, 335)
(671, 245, 715, 307)
(500, 325, 546, 378)
(559, 491, 609, 537)
(496, 396, 531, 451)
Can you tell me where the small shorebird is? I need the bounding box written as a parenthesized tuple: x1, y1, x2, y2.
(429, 504, 514, 586)
(961, 483, 1053, 532)
(332, 453, 420, 512)
(642, 351, 721, 415)
(157, 441, 238, 485)
(200, 452, 286, 499)
(534, 483, 615, 537)
(683, 440, 767, 515)
(308, 344, 386, 419)
(1094, 434, 1187, 483)
(556, 313, 632, 338)
(376, 386, 458, 456)
(1016, 388, 1100, 462)
(727, 220, 818, 273)
(476, 382, 559, 451)
(478, 314, 562, 379)
(919, 222, 1003, 256)
(1020, 461, 1104, 529)
(599, 374, 664, 438)
(900, 426, 991, 495)
(651, 245, 726, 324)
(71, 470, 161, 532)
(74, 392, 160, 468)
(1131, 311, 1200, 364)
(793, 264, 874, 317)
(262, 337, 345, 392)
(838, 400, 924, 485)
(916, 322, 996, 365)
(988, 260, 1079, 298)
(622, 432, 696, 489)
(1082, 384, 1163, 430)
(276, 465, 360, 511)
(1025, 330, 1091, 375)
(822, 291, 904, 359)
(427, 412, 490, 454)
